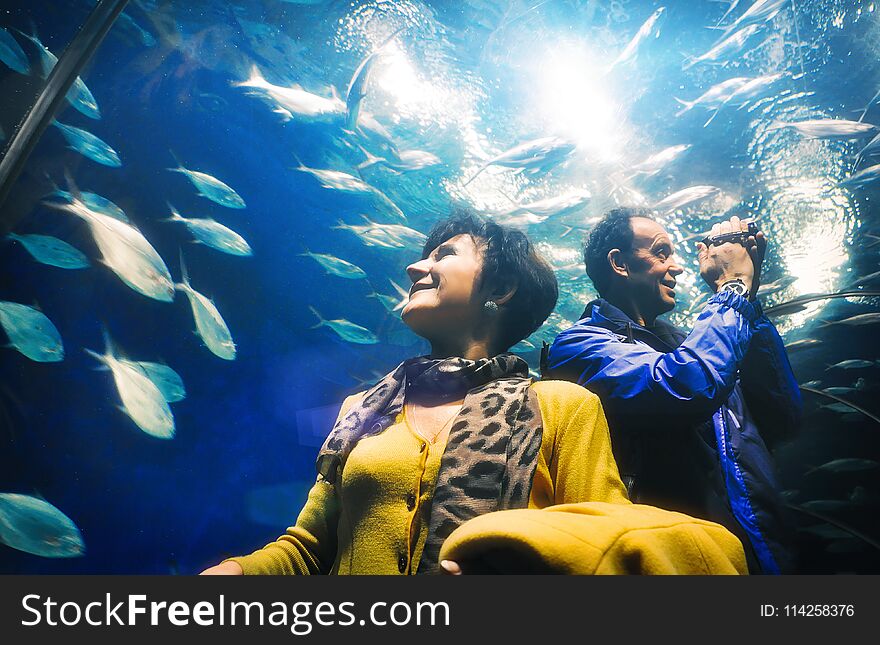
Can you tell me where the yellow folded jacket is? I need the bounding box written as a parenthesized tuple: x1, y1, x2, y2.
(439, 502, 748, 575)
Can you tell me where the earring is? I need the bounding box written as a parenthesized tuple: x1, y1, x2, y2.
(484, 300, 499, 315)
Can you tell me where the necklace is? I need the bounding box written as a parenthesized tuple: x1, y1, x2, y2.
(406, 401, 463, 444)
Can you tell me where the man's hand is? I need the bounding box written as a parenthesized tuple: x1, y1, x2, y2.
(200, 561, 244, 575)
(697, 216, 765, 297)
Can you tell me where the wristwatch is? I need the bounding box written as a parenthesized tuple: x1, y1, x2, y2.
(718, 278, 748, 297)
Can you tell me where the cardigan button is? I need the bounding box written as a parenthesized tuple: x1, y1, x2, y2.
(406, 492, 416, 510)
(398, 555, 408, 574)
(419, 442, 427, 453)
(371, 422, 382, 433)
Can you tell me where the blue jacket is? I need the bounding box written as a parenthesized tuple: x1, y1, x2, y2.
(545, 290, 802, 574)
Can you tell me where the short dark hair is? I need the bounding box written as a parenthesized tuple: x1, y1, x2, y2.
(422, 208, 558, 351)
(583, 207, 655, 297)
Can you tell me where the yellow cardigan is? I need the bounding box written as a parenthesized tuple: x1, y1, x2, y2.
(229, 380, 747, 575)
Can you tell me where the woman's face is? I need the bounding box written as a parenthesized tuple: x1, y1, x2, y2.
(402, 234, 487, 342)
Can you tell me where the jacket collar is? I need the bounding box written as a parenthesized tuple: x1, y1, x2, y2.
(580, 298, 685, 350)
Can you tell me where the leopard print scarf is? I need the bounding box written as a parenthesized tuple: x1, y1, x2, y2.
(316, 353, 544, 575)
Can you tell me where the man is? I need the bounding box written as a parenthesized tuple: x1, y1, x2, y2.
(544, 207, 802, 574)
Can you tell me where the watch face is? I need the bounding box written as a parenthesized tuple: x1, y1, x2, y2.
(722, 280, 747, 296)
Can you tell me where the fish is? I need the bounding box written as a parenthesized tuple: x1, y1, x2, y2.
(826, 359, 877, 371)
(496, 189, 592, 222)
(381, 224, 428, 249)
(718, 0, 787, 37)
(0, 26, 30, 75)
(115, 11, 156, 48)
(853, 131, 880, 165)
(85, 331, 175, 438)
(46, 181, 128, 223)
(806, 458, 879, 476)
(798, 524, 854, 540)
(606, 7, 666, 72)
(0, 494, 84, 558)
(14, 29, 99, 119)
(293, 157, 406, 223)
(7, 233, 90, 269)
(164, 205, 252, 256)
(821, 387, 857, 396)
(463, 136, 577, 186)
(345, 27, 406, 131)
(309, 306, 378, 344)
(713, 0, 743, 26)
(769, 119, 878, 140)
(800, 380, 822, 389)
(703, 72, 786, 126)
(300, 251, 367, 279)
(683, 24, 762, 70)
(48, 193, 174, 302)
(674, 77, 751, 116)
(51, 120, 120, 167)
(784, 338, 822, 351)
(652, 185, 721, 213)
(120, 361, 186, 403)
(332, 220, 406, 249)
(233, 64, 346, 124)
(819, 402, 860, 414)
(175, 254, 237, 360)
(629, 144, 691, 177)
(839, 163, 880, 190)
(168, 152, 245, 209)
(357, 147, 442, 173)
(821, 312, 880, 327)
(0, 301, 64, 362)
(756, 274, 796, 296)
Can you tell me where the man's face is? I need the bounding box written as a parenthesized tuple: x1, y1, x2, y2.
(622, 217, 684, 320)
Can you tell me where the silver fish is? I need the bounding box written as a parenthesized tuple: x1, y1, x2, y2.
(826, 359, 877, 371)
(757, 274, 796, 296)
(309, 306, 378, 344)
(176, 254, 237, 360)
(498, 189, 592, 223)
(784, 338, 822, 351)
(15, 30, 99, 119)
(714, 0, 743, 26)
(8, 233, 89, 269)
(0, 494, 84, 558)
(332, 220, 406, 249)
(706, 72, 786, 126)
(345, 27, 405, 131)
(51, 120, 120, 167)
(607, 7, 666, 72)
(358, 147, 442, 173)
(683, 24, 762, 69)
(168, 152, 245, 209)
(0, 26, 29, 74)
(165, 205, 252, 256)
(629, 144, 691, 177)
(368, 279, 410, 313)
(47, 183, 128, 223)
(0, 301, 64, 362)
(294, 158, 406, 223)
(50, 195, 174, 302)
(674, 77, 750, 116)
(85, 332, 175, 438)
(719, 0, 787, 37)
(653, 185, 721, 213)
(820, 402, 860, 414)
(806, 458, 879, 475)
(382, 224, 428, 249)
(821, 386, 856, 396)
(233, 65, 346, 124)
(839, 163, 880, 190)
(463, 136, 577, 186)
(300, 251, 367, 279)
(120, 360, 186, 403)
(822, 312, 880, 327)
(854, 131, 880, 165)
(771, 119, 878, 140)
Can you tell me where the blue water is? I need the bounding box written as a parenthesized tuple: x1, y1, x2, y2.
(1, 0, 878, 573)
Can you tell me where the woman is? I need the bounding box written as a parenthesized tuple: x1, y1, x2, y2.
(202, 210, 746, 575)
